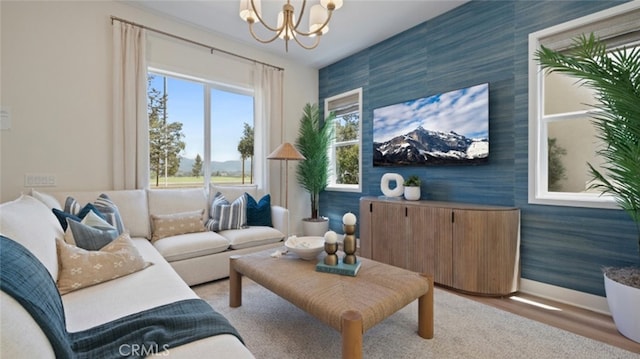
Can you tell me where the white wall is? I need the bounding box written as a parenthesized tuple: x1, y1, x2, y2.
(1, 1, 317, 234)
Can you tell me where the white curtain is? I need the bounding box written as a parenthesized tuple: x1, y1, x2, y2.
(253, 63, 284, 198)
(112, 22, 149, 190)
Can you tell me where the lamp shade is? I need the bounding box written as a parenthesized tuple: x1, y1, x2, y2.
(309, 4, 329, 35)
(267, 142, 305, 160)
(240, 0, 261, 22)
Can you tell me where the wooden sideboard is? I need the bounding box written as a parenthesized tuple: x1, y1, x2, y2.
(359, 197, 520, 296)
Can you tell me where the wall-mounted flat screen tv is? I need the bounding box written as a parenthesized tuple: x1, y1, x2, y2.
(373, 83, 489, 166)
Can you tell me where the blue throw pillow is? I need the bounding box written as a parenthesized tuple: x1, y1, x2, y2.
(64, 195, 125, 234)
(246, 193, 272, 227)
(65, 217, 118, 251)
(52, 203, 105, 231)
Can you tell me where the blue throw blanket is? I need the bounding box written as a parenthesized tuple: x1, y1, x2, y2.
(0, 235, 243, 359)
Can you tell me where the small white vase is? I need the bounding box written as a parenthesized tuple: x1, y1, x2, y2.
(604, 273, 640, 343)
(404, 186, 421, 201)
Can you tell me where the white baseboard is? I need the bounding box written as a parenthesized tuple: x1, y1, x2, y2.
(519, 278, 611, 315)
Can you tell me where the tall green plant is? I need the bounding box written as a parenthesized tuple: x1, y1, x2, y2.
(295, 103, 334, 220)
(535, 34, 640, 251)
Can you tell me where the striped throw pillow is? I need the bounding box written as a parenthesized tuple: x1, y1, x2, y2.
(64, 194, 125, 234)
(206, 192, 247, 232)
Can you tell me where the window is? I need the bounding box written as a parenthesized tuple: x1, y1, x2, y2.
(325, 88, 362, 192)
(528, 2, 640, 208)
(147, 69, 255, 189)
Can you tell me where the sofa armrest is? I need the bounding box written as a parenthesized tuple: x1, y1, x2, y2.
(270, 205, 289, 237)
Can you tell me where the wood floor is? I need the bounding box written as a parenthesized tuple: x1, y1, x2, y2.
(439, 285, 640, 354)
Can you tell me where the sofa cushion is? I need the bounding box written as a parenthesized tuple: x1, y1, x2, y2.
(1, 292, 56, 358)
(147, 187, 208, 216)
(151, 209, 206, 242)
(30, 189, 62, 210)
(0, 195, 62, 280)
(220, 226, 284, 250)
(152, 232, 230, 262)
(56, 233, 151, 295)
(206, 192, 247, 232)
(246, 193, 272, 227)
(210, 184, 258, 202)
(64, 213, 118, 250)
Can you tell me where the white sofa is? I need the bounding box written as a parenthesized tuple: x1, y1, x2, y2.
(0, 185, 287, 358)
(45, 184, 288, 286)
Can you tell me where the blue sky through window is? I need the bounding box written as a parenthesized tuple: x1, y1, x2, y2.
(149, 74, 254, 163)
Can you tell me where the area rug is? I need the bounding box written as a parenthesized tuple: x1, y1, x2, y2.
(193, 279, 637, 358)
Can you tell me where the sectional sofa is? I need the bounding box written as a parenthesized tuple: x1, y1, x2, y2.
(0, 184, 288, 358)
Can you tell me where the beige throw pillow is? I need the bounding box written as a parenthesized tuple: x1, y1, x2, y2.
(56, 232, 151, 294)
(150, 209, 206, 242)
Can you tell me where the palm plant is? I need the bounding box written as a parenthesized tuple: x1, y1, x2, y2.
(295, 103, 335, 220)
(535, 34, 640, 286)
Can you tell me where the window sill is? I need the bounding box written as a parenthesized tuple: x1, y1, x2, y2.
(326, 184, 361, 193)
(529, 191, 619, 210)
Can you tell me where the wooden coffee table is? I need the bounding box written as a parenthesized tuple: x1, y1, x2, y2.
(229, 250, 433, 359)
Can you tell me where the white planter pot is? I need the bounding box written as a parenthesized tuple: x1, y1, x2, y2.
(404, 186, 421, 201)
(604, 273, 640, 343)
(302, 218, 329, 236)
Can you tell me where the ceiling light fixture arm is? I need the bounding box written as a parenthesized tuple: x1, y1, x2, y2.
(239, 0, 342, 51)
(248, 20, 286, 45)
(290, 30, 321, 50)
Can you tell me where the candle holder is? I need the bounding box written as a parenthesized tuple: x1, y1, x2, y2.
(343, 224, 357, 265)
(324, 242, 338, 266)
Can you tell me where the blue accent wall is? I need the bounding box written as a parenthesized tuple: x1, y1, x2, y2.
(318, 0, 638, 297)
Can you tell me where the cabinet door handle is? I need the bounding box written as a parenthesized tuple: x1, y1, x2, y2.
(405, 207, 408, 217)
(370, 203, 373, 212)
(451, 211, 455, 223)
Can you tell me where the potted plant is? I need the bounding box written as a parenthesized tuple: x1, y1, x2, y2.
(536, 34, 640, 343)
(295, 103, 335, 236)
(403, 175, 421, 201)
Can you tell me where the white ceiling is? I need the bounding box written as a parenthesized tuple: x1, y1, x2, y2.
(125, 0, 470, 69)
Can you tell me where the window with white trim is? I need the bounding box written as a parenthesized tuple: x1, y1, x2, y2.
(528, 2, 640, 208)
(148, 69, 256, 189)
(325, 88, 362, 192)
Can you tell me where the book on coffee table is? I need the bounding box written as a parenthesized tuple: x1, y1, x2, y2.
(316, 259, 361, 276)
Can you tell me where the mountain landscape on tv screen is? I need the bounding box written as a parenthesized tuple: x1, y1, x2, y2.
(373, 125, 488, 166)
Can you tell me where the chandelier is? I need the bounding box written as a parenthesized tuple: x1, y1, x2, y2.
(239, 0, 344, 51)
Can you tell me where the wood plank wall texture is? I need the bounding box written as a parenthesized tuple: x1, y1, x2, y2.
(318, 0, 637, 297)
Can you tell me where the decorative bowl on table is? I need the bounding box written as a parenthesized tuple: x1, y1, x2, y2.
(285, 236, 325, 260)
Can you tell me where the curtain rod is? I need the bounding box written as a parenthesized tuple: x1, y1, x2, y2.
(110, 16, 284, 71)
